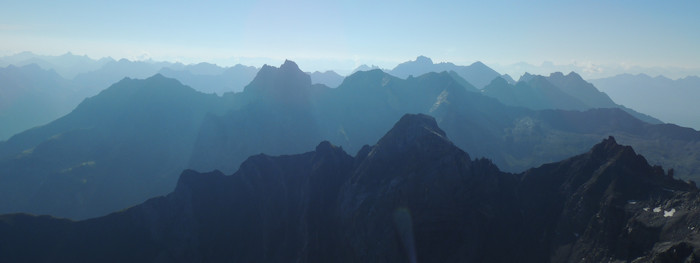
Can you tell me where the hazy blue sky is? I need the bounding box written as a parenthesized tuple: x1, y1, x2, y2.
(1, 0, 699, 76)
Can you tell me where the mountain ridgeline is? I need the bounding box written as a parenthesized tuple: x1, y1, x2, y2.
(591, 73, 700, 130)
(2, 60, 700, 220)
(1, 114, 698, 262)
(0, 75, 227, 219)
(481, 72, 661, 124)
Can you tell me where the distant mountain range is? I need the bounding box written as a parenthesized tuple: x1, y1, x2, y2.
(591, 74, 700, 130)
(3, 60, 700, 220)
(1, 114, 697, 262)
(0, 51, 113, 79)
(0, 54, 262, 141)
(388, 55, 504, 89)
(482, 72, 661, 124)
(159, 64, 259, 94)
(0, 64, 76, 140)
(308, 70, 344, 88)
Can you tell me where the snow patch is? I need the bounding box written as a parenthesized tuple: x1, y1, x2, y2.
(663, 208, 676, 217)
(653, 207, 662, 213)
(643, 207, 649, 211)
(627, 200, 637, 205)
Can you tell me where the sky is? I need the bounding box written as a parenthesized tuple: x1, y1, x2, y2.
(1, 0, 699, 78)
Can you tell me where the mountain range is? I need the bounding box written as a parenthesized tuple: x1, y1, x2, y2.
(0, 55, 261, 141)
(0, 75, 226, 219)
(1, 114, 697, 262)
(481, 72, 661, 124)
(0, 64, 76, 140)
(308, 70, 345, 88)
(591, 74, 700, 130)
(388, 55, 504, 89)
(2, 59, 700, 220)
(0, 51, 113, 79)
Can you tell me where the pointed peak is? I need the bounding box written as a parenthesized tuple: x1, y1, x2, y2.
(415, 55, 433, 64)
(518, 72, 536, 82)
(470, 61, 487, 67)
(281, 59, 301, 71)
(602, 136, 618, 146)
(375, 114, 449, 148)
(315, 140, 338, 153)
(566, 71, 582, 78)
(243, 59, 312, 97)
(149, 73, 166, 79)
(366, 114, 468, 162)
(589, 136, 638, 160)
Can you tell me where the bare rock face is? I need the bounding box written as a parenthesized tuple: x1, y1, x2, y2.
(1, 114, 698, 263)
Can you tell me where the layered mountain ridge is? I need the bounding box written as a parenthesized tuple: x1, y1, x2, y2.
(3, 60, 700, 220)
(1, 114, 697, 263)
(482, 71, 661, 124)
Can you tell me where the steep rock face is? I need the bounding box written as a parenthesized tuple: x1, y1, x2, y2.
(188, 60, 327, 174)
(337, 114, 520, 262)
(518, 136, 698, 262)
(1, 114, 697, 262)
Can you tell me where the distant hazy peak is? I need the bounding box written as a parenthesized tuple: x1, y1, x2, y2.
(488, 76, 509, 86)
(469, 61, 487, 68)
(549, 72, 565, 78)
(281, 59, 301, 71)
(243, 60, 313, 101)
(518, 72, 536, 82)
(415, 55, 434, 64)
(501, 74, 516, 84)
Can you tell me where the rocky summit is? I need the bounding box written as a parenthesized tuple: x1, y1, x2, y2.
(1, 114, 698, 262)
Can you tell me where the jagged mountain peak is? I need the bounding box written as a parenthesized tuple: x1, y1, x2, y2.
(415, 55, 434, 64)
(367, 114, 458, 160)
(549, 71, 565, 78)
(380, 114, 447, 141)
(243, 60, 312, 96)
(280, 59, 301, 71)
(547, 71, 584, 82)
(518, 72, 536, 82)
(469, 60, 488, 68)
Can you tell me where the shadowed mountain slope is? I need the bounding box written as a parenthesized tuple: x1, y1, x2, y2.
(192, 63, 700, 181)
(1, 114, 697, 263)
(3, 60, 700, 221)
(0, 75, 226, 219)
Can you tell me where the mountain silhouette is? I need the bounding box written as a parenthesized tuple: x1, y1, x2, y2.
(389, 56, 503, 89)
(158, 64, 258, 94)
(0, 74, 226, 219)
(0, 64, 75, 140)
(0, 51, 113, 79)
(591, 73, 700, 130)
(482, 72, 661, 124)
(1, 114, 697, 262)
(3, 60, 700, 221)
(188, 60, 326, 174)
(190, 61, 700, 180)
(309, 70, 344, 88)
